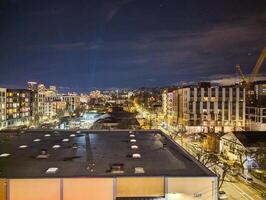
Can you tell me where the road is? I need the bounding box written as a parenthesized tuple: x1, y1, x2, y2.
(135, 108, 265, 200)
(222, 180, 263, 200)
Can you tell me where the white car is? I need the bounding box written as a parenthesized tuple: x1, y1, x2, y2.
(218, 191, 228, 200)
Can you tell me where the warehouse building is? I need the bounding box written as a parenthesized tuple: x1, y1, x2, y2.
(0, 130, 217, 200)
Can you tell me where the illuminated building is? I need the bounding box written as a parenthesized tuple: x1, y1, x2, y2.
(0, 88, 7, 129)
(27, 81, 37, 91)
(178, 83, 245, 132)
(0, 130, 217, 200)
(5, 89, 35, 127)
(60, 94, 80, 113)
(162, 90, 168, 117)
(246, 81, 266, 131)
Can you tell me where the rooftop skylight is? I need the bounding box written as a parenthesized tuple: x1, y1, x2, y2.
(19, 145, 28, 149)
(132, 153, 141, 158)
(0, 153, 11, 158)
(130, 139, 136, 143)
(45, 167, 58, 174)
(131, 145, 138, 149)
(52, 145, 61, 149)
(135, 167, 145, 174)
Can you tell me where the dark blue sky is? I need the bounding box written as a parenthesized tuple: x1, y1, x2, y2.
(0, 0, 266, 91)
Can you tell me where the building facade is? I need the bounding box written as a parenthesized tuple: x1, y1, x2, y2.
(246, 81, 266, 131)
(5, 89, 35, 127)
(0, 88, 7, 129)
(180, 84, 245, 132)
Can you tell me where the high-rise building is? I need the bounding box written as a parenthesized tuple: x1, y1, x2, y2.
(27, 81, 37, 91)
(0, 88, 7, 129)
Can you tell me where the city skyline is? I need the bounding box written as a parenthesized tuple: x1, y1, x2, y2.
(0, 0, 266, 91)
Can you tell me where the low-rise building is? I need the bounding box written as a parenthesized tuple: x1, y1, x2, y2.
(0, 130, 217, 200)
(220, 131, 266, 173)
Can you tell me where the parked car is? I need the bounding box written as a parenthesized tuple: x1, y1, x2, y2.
(218, 191, 228, 200)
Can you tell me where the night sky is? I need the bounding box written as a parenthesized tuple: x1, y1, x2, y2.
(0, 0, 266, 91)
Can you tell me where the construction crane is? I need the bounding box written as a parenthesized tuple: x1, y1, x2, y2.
(236, 46, 266, 106)
(236, 47, 266, 85)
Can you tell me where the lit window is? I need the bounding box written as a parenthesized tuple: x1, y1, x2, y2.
(33, 139, 41, 142)
(62, 138, 69, 142)
(44, 134, 51, 137)
(129, 134, 135, 138)
(131, 145, 138, 149)
(130, 139, 136, 143)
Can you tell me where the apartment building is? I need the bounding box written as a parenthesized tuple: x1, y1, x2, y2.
(246, 81, 266, 131)
(5, 89, 35, 127)
(0, 88, 7, 129)
(180, 83, 245, 132)
(60, 94, 80, 113)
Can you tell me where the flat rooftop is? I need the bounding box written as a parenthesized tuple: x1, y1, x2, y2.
(0, 130, 214, 178)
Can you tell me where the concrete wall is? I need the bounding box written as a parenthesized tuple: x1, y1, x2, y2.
(10, 179, 60, 200)
(167, 177, 216, 200)
(117, 177, 164, 197)
(0, 179, 7, 200)
(1, 177, 216, 200)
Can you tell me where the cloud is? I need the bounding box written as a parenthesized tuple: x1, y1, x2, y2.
(208, 74, 266, 85)
(104, 0, 136, 23)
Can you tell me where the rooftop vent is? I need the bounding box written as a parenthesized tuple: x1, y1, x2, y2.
(19, 145, 28, 149)
(33, 139, 41, 142)
(0, 153, 11, 158)
(135, 167, 145, 174)
(132, 153, 141, 158)
(45, 167, 58, 174)
(110, 163, 124, 174)
(72, 143, 78, 149)
(131, 145, 138, 149)
(70, 134, 76, 137)
(62, 138, 69, 142)
(129, 134, 135, 138)
(44, 134, 51, 137)
(52, 145, 61, 149)
(87, 163, 96, 172)
(36, 149, 49, 159)
(130, 139, 136, 143)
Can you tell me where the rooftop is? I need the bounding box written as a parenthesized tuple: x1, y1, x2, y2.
(0, 130, 214, 178)
(234, 131, 266, 148)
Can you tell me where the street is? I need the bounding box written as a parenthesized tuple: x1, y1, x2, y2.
(135, 106, 265, 200)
